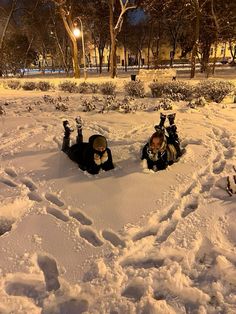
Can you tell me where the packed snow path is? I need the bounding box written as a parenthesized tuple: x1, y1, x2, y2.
(0, 90, 236, 313)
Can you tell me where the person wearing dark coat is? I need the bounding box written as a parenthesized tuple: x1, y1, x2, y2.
(141, 113, 182, 173)
(62, 118, 114, 175)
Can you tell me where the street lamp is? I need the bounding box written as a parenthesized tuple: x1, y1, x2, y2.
(73, 17, 87, 80)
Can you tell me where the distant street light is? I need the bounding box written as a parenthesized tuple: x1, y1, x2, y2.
(73, 17, 87, 80)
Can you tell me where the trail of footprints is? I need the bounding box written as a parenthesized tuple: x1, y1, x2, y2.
(0, 167, 125, 249)
(128, 126, 233, 266)
(4, 253, 90, 313)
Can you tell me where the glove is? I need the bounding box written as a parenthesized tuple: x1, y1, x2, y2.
(94, 153, 101, 165)
(141, 159, 155, 173)
(101, 151, 108, 164)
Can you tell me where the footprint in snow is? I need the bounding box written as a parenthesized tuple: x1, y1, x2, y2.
(4, 168, 17, 178)
(132, 228, 157, 242)
(69, 209, 93, 225)
(27, 191, 43, 202)
(102, 229, 125, 248)
(122, 279, 146, 301)
(213, 160, 226, 174)
(0, 218, 14, 236)
(121, 257, 163, 269)
(5, 277, 45, 302)
(44, 192, 64, 207)
(79, 227, 103, 247)
(37, 254, 60, 292)
(181, 198, 199, 218)
(0, 177, 18, 188)
(20, 177, 37, 191)
(42, 298, 89, 314)
(46, 207, 69, 222)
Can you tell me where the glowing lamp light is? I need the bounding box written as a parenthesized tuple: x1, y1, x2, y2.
(73, 27, 81, 38)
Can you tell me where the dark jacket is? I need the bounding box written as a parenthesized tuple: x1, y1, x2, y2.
(67, 135, 114, 174)
(141, 127, 181, 172)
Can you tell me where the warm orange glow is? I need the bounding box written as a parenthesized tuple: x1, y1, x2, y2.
(73, 27, 81, 38)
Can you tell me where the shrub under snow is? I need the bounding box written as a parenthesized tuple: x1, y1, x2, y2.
(4, 80, 21, 90)
(124, 81, 145, 98)
(37, 81, 53, 91)
(22, 81, 37, 91)
(99, 82, 116, 95)
(149, 81, 192, 101)
(195, 80, 235, 103)
(58, 81, 79, 93)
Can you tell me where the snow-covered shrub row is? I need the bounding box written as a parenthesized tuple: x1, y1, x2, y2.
(124, 81, 145, 98)
(149, 81, 192, 101)
(195, 80, 235, 103)
(81, 95, 147, 114)
(58, 81, 79, 93)
(78, 82, 99, 94)
(99, 82, 116, 95)
(22, 81, 38, 91)
(4, 80, 21, 90)
(37, 81, 54, 91)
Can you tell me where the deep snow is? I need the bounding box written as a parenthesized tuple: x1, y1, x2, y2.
(0, 78, 236, 314)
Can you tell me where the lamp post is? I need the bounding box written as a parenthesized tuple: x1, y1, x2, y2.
(73, 17, 87, 80)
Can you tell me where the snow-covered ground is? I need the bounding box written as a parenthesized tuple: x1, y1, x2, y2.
(0, 78, 236, 314)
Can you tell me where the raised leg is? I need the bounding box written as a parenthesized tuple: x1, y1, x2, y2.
(75, 116, 83, 143)
(155, 113, 166, 131)
(62, 120, 73, 152)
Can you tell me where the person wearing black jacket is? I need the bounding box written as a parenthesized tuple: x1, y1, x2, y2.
(141, 113, 182, 173)
(62, 118, 114, 175)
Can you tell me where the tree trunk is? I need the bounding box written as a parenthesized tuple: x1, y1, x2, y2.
(98, 48, 104, 74)
(0, 0, 18, 50)
(109, 1, 117, 78)
(22, 36, 34, 77)
(59, 7, 80, 78)
(211, 41, 218, 75)
(190, 1, 200, 79)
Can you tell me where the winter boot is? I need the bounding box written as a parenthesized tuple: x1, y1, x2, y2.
(75, 116, 83, 143)
(63, 120, 74, 138)
(62, 120, 73, 152)
(168, 113, 176, 126)
(155, 113, 166, 131)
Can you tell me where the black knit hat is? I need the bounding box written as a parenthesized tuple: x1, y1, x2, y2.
(93, 136, 107, 150)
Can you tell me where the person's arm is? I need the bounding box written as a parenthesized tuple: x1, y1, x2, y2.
(101, 148, 114, 171)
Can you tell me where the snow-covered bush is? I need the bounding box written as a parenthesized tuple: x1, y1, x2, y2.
(55, 103, 68, 111)
(4, 80, 21, 90)
(124, 81, 145, 98)
(37, 81, 53, 91)
(149, 81, 165, 98)
(58, 81, 79, 93)
(154, 98, 173, 111)
(100, 82, 116, 95)
(195, 80, 235, 103)
(149, 81, 192, 101)
(22, 81, 37, 91)
(82, 99, 97, 112)
(89, 83, 99, 93)
(187, 97, 207, 109)
(78, 82, 90, 93)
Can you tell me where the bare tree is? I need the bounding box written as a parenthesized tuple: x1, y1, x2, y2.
(0, 0, 18, 50)
(50, 0, 80, 78)
(108, 0, 136, 78)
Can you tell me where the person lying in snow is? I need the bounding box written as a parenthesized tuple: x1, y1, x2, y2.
(62, 117, 114, 175)
(141, 113, 182, 173)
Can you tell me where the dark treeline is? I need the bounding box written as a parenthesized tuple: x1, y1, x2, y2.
(0, 0, 235, 78)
